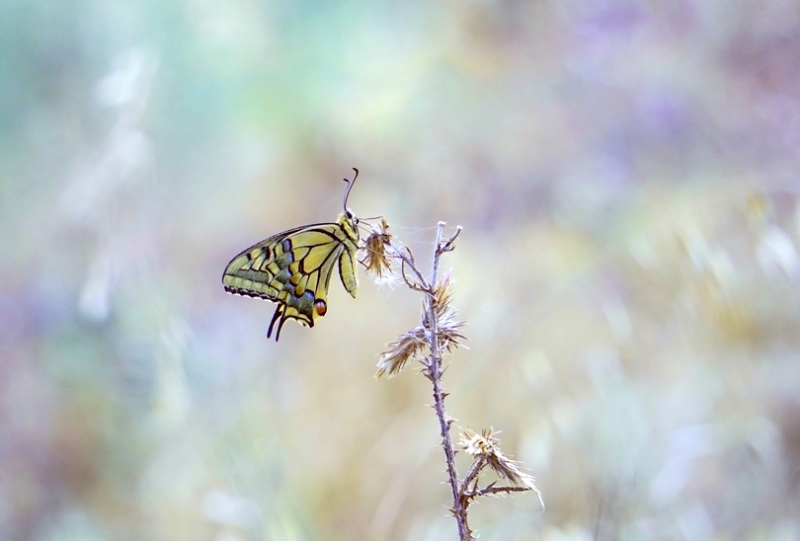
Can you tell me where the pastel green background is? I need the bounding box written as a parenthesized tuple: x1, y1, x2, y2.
(3, 1, 800, 540)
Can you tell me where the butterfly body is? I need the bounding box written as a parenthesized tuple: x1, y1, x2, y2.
(222, 174, 362, 341)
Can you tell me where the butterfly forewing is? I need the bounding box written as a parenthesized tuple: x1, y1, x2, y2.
(222, 226, 302, 300)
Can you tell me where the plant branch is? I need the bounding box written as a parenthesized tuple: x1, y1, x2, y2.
(469, 485, 534, 498)
(368, 218, 540, 538)
(424, 222, 471, 541)
(399, 248, 429, 291)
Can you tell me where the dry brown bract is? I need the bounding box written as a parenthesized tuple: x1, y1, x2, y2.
(360, 217, 393, 280)
(376, 273, 465, 378)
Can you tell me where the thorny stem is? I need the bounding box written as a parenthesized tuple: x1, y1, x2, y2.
(424, 222, 471, 541)
(469, 485, 533, 498)
(374, 220, 538, 537)
(373, 219, 537, 537)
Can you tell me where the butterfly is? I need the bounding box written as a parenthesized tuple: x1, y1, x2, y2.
(222, 169, 362, 341)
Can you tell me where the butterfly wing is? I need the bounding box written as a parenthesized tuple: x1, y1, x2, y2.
(222, 218, 359, 340)
(337, 244, 358, 297)
(222, 223, 309, 301)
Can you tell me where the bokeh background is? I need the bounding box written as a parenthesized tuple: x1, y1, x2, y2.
(3, 0, 800, 539)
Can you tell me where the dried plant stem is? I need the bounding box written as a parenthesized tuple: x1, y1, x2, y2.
(369, 218, 538, 539)
(424, 222, 470, 541)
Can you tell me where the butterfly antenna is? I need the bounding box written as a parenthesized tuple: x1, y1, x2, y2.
(343, 167, 359, 212)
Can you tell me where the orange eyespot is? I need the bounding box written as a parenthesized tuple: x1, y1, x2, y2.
(314, 300, 327, 316)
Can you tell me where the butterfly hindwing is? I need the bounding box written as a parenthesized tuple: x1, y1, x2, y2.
(338, 245, 358, 297)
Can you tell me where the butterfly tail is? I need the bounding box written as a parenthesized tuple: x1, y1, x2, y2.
(267, 305, 284, 341)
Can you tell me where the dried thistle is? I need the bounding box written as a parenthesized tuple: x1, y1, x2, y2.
(376, 222, 541, 540)
(375, 273, 466, 378)
(460, 428, 544, 509)
(375, 325, 427, 378)
(461, 427, 500, 457)
(432, 273, 466, 353)
(360, 217, 393, 281)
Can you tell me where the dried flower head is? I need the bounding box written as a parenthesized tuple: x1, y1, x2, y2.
(460, 428, 541, 494)
(375, 325, 427, 378)
(360, 217, 393, 281)
(431, 273, 466, 352)
(461, 427, 501, 457)
(376, 272, 467, 378)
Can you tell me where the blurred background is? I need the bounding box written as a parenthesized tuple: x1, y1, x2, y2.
(3, 0, 800, 539)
